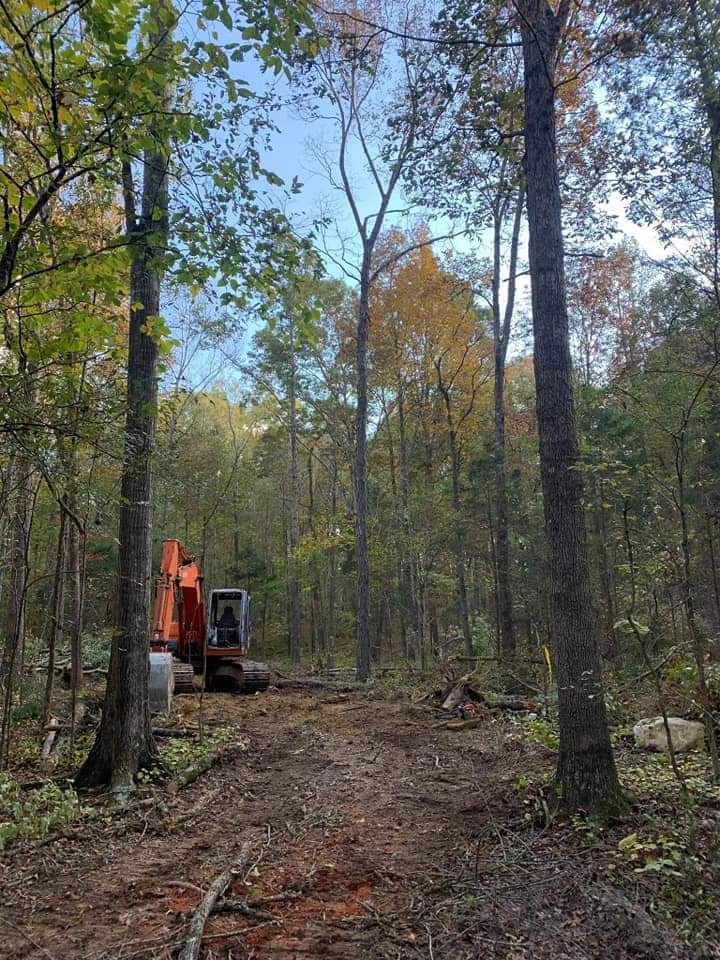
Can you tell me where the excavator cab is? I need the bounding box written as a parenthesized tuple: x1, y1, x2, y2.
(207, 589, 250, 652)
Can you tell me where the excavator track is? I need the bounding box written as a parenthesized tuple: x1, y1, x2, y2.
(172, 661, 196, 694)
(237, 659, 272, 693)
(209, 658, 271, 693)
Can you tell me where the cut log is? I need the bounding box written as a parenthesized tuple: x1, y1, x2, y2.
(41, 718, 61, 763)
(441, 675, 476, 711)
(178, 840, 253, 960)
(441, 677, 486, 711)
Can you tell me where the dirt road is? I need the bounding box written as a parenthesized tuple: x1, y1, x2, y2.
(0, 690, 702, 959)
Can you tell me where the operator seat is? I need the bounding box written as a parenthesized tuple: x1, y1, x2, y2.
(217, 605, 239, 647)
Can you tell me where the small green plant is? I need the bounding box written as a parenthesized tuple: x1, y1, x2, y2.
(523, 717, 560, 750)
(11, 700, 41, 722)
(616, 831, 696, 876)
(570, 813, 606, 841)
(137, 727, 236, 783)
(82, 630, 113, 670)
(0, 774, 91, 849)
(471, 616, 494, 656)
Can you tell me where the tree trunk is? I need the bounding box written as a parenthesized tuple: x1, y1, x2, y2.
(688, 0, 720, 302)
(325, 459, 338, 669)
(676, 443, 720, 779)
(438, 381, 472, 655)
(287, 314, 302, 667)
(2, 460, 35, 680)
(707, 518, 720, 632)
(42, 506, 68, 727)
(354, 255, 371, 680)
(396, 375, 418, 656)
(382, 392, 409, 657)
(592, 479, 618, 660)
(77, 11, 172, 793)
(519, 0, 623, 813)
(307, 446, 324, 664)
(492, 190, 523, 661)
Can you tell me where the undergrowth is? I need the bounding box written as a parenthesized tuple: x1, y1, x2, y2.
(0, 775, 91, 850)
(136, 726, 235, 784)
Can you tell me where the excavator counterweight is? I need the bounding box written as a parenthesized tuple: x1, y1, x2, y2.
(149, 538, 271, 698)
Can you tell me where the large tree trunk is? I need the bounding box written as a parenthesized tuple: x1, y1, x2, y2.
(687, 0, 720, 301)
(354, 256, 371, 680)
(519, 0, 623, 813)
(77, 14, 171, 793)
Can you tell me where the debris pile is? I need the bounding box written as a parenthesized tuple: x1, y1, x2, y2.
(428, 673, 537, 730)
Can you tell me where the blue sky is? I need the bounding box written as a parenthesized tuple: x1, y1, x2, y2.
(171, 43, 675, 389)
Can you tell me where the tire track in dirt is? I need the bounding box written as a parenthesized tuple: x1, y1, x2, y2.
(0, 691, 528, 960)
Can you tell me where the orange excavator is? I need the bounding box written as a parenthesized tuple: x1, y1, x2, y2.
(149, 538, 271, 694)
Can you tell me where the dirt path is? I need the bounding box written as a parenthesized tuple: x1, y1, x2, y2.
(0, 691, 704, 959)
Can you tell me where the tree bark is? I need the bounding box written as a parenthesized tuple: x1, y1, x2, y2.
(42, 505, 68, 727)
(437, 377, 473, 655)
(395, 372, 418, 657)
(492, 190, 523, 661)
(77, 9, 172, 793)
(519, 0, 623, 812)
(2, 460, 35, 680)
(287, 313, 302, 666)
(325, 458, 338, 668)
(354, 255, 372, 680)
(592, 478, 618, 660)
(687, 0, 720, 302)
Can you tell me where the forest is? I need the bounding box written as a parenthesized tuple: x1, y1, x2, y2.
(1, 0, 720, 958)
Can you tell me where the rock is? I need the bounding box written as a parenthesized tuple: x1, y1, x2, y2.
(632, 716, 705, 752)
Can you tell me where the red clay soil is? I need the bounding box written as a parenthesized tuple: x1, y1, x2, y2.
(0, 690, 709, 959)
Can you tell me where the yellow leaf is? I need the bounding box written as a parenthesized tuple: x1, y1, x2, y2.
(617, 832, 639, 851)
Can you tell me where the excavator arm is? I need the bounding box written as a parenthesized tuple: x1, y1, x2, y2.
(151, 539, 206, 660)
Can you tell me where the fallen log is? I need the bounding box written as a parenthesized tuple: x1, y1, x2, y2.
(168, 746, 226, 794)
(152, 727, 199, 739)
(485, 694, 536, 712)
(272, 675, 355, 692)
(449, 654, 544, 666)
(440, 717, 485, 731)
(41, 718, 61, 764)
(178, 840, 253, 960)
